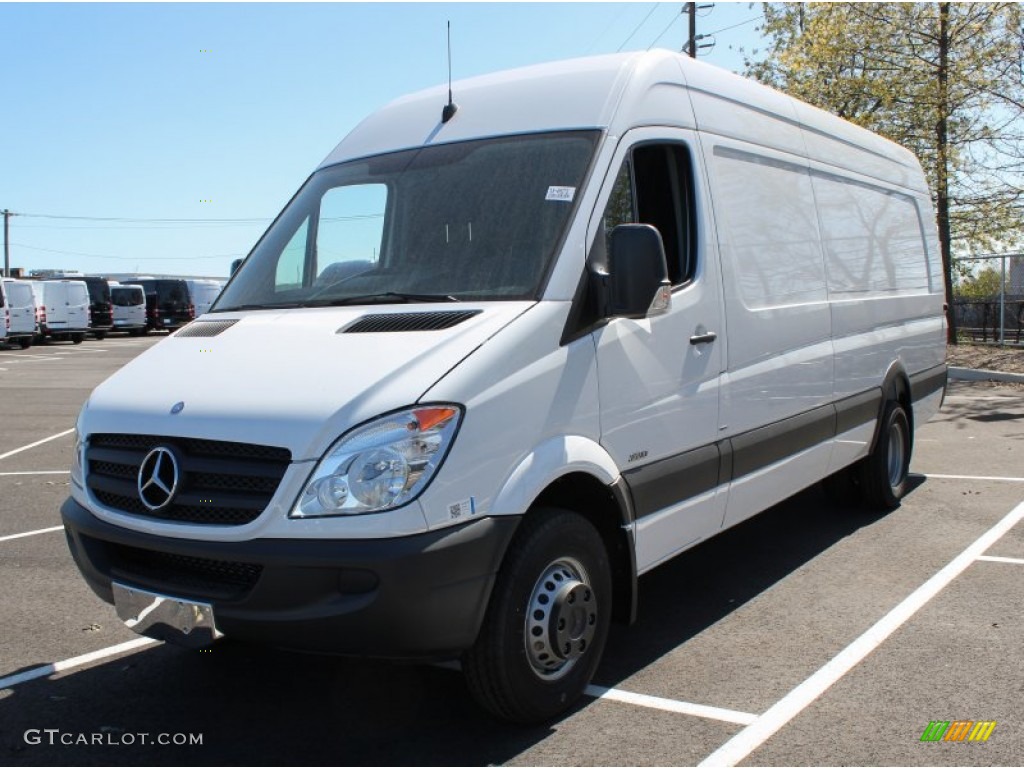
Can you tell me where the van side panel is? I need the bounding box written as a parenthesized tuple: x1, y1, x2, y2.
(702, 139, 835, 529)
(807, 156, 945, 472)
(705, 142, 834, 430)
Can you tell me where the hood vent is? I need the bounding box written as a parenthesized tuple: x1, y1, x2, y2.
(341, 310, 481, 334)
(175, 319, 239, 338)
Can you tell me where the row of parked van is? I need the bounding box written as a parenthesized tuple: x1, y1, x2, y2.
(0, 276, 225, 348)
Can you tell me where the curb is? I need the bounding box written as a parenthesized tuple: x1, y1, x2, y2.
(948, 366, 1024, 384)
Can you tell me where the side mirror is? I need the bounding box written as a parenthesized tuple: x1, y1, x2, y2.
(605, 224, 671, 319)
(230, 258, 243, 275)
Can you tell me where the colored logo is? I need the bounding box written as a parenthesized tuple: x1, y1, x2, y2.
(920, 720, 996, 742)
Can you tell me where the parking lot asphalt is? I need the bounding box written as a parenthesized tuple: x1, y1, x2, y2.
(0, 337, 1021, 766)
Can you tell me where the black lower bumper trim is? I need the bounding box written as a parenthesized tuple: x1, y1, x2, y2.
(61, 497, 519, 659)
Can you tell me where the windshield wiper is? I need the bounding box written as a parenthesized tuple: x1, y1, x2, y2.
(304, 292, 460, 306)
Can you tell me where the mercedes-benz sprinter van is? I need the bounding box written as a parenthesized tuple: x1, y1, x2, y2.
(0, 278, 37, 348)
(38, 279, 90, 343)
(62, 51, 946, 723)
(110, 284, 147, 335)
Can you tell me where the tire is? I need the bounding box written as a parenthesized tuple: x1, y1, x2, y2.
(72, 333, 85, 345)
(94, 331, 107, 340)
(19, 337, 32, 349)
(463, 508, 612, 723)
(859, 400, 911, 510)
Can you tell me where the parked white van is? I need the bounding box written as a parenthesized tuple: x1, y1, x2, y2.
(1, 278, 37, 349)
(38, 279, 90, 343)
(62, 51, 946, 723)
(185, 279, 225, 317)
(28, 282, 46, 342)
(110, 284, 147, 335)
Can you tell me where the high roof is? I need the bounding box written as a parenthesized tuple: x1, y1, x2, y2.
(318, 49, 922, 192)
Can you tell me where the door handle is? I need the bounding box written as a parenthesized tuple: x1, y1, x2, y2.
(689, 331, 718, 345)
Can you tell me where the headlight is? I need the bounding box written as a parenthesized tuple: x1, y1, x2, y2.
(292, 405, 462, 517)
(70, 407, 86, 490)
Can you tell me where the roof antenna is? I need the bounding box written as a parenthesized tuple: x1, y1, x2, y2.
(442, 21, 458, 123)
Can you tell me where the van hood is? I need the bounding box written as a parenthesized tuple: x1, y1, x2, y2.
(82, 303, 532, 461)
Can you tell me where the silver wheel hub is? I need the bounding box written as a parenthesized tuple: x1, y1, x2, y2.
(887, 419, 906, 488)
(525, 558, 598, 680)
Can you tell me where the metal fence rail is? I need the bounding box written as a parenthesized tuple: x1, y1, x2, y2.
(953, 253, 1024, 346)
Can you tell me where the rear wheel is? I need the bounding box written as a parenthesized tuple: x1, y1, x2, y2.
(94, 331, 107, 340)
(72, 333, 85, 345)
(464, 508, 611, 723)
(859, 400, 911, 510)
(18, 337, 32, 349)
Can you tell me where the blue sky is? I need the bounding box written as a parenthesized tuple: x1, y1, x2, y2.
(0, 2, 765, 278)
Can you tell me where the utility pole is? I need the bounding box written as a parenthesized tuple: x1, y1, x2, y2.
(685, 3, 697, 58)
(684, 3, 714, 58)
(3, 209, 10, 278)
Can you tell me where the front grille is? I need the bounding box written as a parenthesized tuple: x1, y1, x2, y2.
(106, 542, 262, 600)
(86, 434, 291, 526)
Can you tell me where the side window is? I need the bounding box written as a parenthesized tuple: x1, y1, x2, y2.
(595, 143, 697, 286)
(602, 161, 635, 258)
(275, 217, 309, 292)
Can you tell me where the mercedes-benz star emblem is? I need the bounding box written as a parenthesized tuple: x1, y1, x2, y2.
(137, 447, 180, 512)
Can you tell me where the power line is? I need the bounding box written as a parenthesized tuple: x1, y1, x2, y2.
(16, 212, 270, 224)
(648, 8, 684, 50)
(704, 14, 762, 38)
(617, 3, 660, 52)
(585, 3, 634, 55)
(11, 243, 244, 261)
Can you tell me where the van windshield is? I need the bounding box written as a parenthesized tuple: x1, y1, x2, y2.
(214, 130, 598, 310)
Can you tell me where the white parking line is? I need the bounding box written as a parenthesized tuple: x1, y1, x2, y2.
(977, 554, 1024, 565)
(699, 498, 1024, 767)
(0, 470, 70, 476)
(585, 685, 758, 725)
(0, 638, 158, 690)
(916, 472, 1024, 483)
(0, 525, 64, 543)
(0, 429, 75, 461)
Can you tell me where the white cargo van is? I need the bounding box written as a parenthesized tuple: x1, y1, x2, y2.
(28, 282, 46, 342)
(39, 280, 90, 343)
(62, 51, 946, 723)
(185, 279, 225, 317)
(110, 284, 147, 335)
(1, 278, 38, 348)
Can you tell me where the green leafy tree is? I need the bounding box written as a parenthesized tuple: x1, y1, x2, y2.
(955, 266, 1006, 298)
(747, 2, 1024, 342)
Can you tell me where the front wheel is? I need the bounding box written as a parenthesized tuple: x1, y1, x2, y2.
(859, 400, 911, 510)
(463, 508, 612, 723)
(18, 337, 32, 349)
(72, 333, 85, 345)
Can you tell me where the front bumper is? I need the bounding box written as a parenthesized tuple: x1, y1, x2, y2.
(61, 497, 518, 659)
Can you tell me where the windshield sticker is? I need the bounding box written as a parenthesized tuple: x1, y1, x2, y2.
(545, 186, 576, 202)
